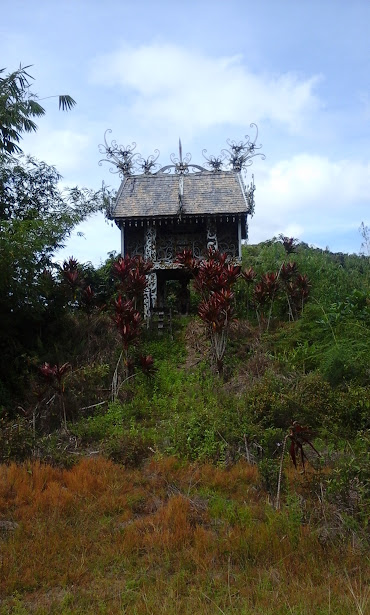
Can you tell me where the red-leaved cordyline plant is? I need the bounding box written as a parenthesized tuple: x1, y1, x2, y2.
(192, 249, 240, 297)
(198, 289, 235, 374)
(176, 249, 199, 272)
(279, 235, 299, 256)
(39, 362, 71, 430)
(242, 266, 257, 284)
(110, 254, 153, 399)
(279, 236, 310, 318)
(62, 257, 81, 301)
(113, 254, 153, 307)
(290, 273, 311, 315)
(278, 261, 310, 321)
(276, 420, 321, 510)
(252, 271, 280, 330)
(139, 354, 157, 378)
(113, 295, 142, 352)
(176, 247, 240, 374)
(279, 262, 298, 283)
(278, 262, 298, 321)
(111, 295, 142, 395)
(288, 422, 321, 471)
(80, 284, 95, 316)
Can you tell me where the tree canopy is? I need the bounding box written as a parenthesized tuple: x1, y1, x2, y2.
(0, 65, 76, 158)
(0, 155, 104, 312)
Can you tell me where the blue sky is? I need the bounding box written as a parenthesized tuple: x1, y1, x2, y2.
(2, 0, 369, 264)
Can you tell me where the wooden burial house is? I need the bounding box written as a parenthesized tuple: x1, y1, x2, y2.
(100, 126, 264, 316)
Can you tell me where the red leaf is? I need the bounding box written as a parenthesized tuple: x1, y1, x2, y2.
(289, 441, 297, 468)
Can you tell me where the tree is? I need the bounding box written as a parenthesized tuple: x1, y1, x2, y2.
(0, 66, 96, 317)
(0, 65, 75, 158)
(359, 222, 370, 257)
(0, 156, 104, 313)
(0, 65, 105, 410)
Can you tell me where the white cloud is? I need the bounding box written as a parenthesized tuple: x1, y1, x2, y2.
(359, 91, 370, 121)
(249, 154, 370, 243)
(54, 213, 120, 266)
(91, 44, 321, 135)
(22, 128, 90, 175)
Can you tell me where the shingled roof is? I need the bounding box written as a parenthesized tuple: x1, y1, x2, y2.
(113, 171, 248, 220)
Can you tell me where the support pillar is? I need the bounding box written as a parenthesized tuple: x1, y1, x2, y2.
(238, 218, 242, 260)
(143, 225, 157, 319)
(156, 274, 166, 309)
(120, 224, 125, 256)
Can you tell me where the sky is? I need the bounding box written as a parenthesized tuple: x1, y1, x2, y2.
(1, 0, 369, 265)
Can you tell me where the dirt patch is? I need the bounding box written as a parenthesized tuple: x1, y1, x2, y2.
(183, 319, 210, 370)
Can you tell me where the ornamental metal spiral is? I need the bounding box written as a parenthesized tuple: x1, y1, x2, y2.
(99, 126, 264, 177)
(201, 150, 227, 172)
(205, 123, 265, 172)
(157, 139, 208, 175)
(98, 130, 160, 177)
(137, 150, 160, 174)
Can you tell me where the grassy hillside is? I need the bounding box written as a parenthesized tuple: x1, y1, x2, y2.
(0, 240, 369, 614)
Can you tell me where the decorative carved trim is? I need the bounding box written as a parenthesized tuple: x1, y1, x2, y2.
(126, 228, 145, 258)
(217, 226, 238, 257)
(206, 218, 218, 251)
(144, 273, 157, 318)
(156, 233, 204, 263)
(144, 226, 156, 262)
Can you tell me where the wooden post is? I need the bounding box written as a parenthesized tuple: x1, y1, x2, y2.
(120, 224, 125, 257)
(238, 218, 242, 260)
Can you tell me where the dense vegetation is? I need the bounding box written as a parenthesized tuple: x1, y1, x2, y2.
(2, 240, 369, 458)
(1, 65, 369, 615)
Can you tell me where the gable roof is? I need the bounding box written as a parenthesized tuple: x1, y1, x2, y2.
(113, 171, 249, 220)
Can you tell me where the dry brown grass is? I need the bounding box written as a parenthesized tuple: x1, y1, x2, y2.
(0, 457, 368, 614)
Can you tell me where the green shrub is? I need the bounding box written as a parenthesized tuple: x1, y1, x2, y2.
(258, 459, 281, 498)
(326, 431, 369, 528)
(72, 400, 131, 441)
(0, 417, 34, 462)
(259, 427, 286, 457)
(241, 371, 295, 429)
(335, 386, 370, 433)
(34, 433, 77, 468)
(168, 407, 227, 462)
(103, 430, 153, 467)
(65, 362, 111, 419)
(320, 322, 370, 387)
